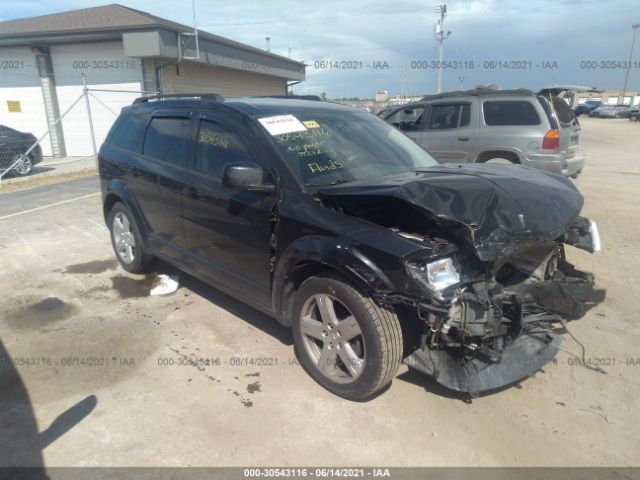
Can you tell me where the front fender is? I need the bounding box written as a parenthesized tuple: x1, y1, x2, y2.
(272, 235, 396, 316)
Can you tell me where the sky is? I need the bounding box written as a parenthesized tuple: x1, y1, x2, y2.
(1, 0, 639, 98)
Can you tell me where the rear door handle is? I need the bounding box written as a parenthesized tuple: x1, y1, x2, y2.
(457, 137, 470, 142)
(181, 186, 201, 199)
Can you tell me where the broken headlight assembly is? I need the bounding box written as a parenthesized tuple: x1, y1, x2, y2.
(565, 217, 601, 253)
(405, 257, 460, 299)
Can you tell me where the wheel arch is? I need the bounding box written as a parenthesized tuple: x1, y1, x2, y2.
(102, 181, 149, 244)
(475, 149, 521, 164)
(272, 236, 396, 327)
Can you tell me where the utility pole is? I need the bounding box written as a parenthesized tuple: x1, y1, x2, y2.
(622, 23, 640, 105)
(433, 4, 451, 94)
(180, 0, 200, 60)
(191, 0, 199, 58)
(400, 66, 405, 104)
(266, 37, 271, 52)
(288, 44, 293, 59)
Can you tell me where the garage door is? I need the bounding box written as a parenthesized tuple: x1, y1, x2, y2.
(0, 47, 51, 156)
(51, 41, 144, 156)
(160, 61, 286, 97)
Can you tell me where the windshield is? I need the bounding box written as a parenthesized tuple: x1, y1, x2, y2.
(266, 110, 438, 186)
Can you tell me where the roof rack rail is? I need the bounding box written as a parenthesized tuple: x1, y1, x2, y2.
(133, 93, 224, 104)
(253, 95, 322, 101)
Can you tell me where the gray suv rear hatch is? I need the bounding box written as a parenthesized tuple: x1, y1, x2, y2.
(538, 86, 598, 159)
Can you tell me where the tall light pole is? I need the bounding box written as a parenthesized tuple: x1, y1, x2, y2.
(433, 4, 451, 94)
(265, 37, 271, 52)
(288, 44, 293, 59)
(457, 76, 465, 90)
(622, 23, 640, 105)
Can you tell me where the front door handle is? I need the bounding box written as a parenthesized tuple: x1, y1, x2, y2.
(129, 168, 142, 177)
(457, 137, 470, 142)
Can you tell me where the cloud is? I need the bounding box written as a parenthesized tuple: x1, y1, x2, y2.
(1, 0, 639, 97)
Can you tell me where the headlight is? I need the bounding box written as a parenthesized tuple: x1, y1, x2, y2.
(405, 257, 460, 295)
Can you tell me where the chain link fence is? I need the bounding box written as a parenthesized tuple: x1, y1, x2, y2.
(0, 74, 149, 187)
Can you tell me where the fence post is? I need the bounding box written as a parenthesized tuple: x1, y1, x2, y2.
(82, 74, 99, 168)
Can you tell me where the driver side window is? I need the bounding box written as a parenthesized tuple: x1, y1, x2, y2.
(386, 106, 426, 131)
(195, 120, 250, 178)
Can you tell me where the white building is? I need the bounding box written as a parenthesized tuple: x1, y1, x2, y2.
(0, 4, 305, 157)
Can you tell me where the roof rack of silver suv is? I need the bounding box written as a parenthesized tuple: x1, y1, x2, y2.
(133, 93, 224, 104)
(251, 95, 322, 101)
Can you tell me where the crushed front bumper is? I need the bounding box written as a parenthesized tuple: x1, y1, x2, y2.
(403, 268, 605, 394)
(405, 329, 560, 394)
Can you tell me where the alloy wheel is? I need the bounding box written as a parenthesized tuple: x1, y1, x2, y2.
(13, 155, 32, 175)
(299, 294, 366, 384)
(112, 211, 136, 264)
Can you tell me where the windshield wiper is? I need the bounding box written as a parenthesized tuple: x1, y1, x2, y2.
(306, 179, 352, 187)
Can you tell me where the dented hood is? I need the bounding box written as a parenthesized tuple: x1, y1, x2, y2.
(317, 164, 584, 261)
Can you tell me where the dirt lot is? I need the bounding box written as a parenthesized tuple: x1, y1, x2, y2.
(0, 117, 639, 469)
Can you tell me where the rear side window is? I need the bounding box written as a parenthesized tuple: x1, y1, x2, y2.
(426, 103, 471, 129)
(195, 120, 251, 178)
(107, 114, 148, 153)
(483, 100, 540, 126)
(143, 117, 192, 168)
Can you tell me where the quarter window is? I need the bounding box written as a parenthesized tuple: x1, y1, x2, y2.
(195, 120, 251, 178)
(483, 100, 540, 126)
(143, 117, 192, 167)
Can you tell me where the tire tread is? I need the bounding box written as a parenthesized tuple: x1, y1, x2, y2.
(296, 273, 403, 399)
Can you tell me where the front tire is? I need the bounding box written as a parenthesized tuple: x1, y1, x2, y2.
(292, 275, 403, 400)
(107, 202, 155, 274)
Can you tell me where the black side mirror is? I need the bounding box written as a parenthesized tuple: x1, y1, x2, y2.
(222, 162, 275, 193)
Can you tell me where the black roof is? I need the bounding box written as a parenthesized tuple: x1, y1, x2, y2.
(224, 97, 354, 116)
(125, 95, 356, 117)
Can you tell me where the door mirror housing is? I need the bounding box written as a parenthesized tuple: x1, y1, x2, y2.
(222, 162, 275, 193)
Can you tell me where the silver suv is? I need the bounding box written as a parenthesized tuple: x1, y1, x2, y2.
(379, 88, 585, 177)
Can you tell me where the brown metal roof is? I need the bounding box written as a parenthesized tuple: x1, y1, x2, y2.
(0, 4, 161, 35)
(0, 3, 302, 66)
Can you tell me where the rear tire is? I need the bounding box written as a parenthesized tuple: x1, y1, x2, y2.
(481, 157, 519, 165)
(292, 274, 403, 400)
(107, 202, 155, 274)
(477, 152, 520, 165)
(12, 154, 32, 176)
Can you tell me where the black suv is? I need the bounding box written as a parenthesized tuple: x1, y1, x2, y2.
(99, 94, 604, 400)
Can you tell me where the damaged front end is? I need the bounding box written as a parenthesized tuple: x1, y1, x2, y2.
(318, 165, 605, 394)
(401, 223, 605, 394)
